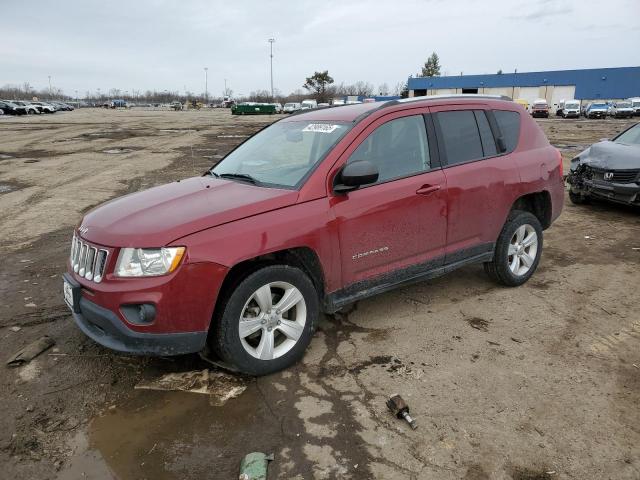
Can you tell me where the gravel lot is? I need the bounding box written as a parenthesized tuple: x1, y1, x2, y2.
(1, 109, 638, 480)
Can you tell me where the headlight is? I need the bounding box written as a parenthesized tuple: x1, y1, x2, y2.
(115, 247, 185, 277)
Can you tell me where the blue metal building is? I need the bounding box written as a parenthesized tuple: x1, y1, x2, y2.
(408, 67, 640, 101)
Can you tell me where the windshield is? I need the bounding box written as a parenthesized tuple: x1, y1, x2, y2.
(617, 102, 631, 108)
(613, 124, 640, 146)
(212, 120, 351, 188)
(633, 101, 640, 107)
(591, 104, 607, 109)
(565, 102, 579, 109)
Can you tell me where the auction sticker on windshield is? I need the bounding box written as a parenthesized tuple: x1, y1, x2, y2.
(302, 124, 341, 134)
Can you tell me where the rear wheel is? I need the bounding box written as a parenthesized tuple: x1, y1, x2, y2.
(484, 210, 543, 287)
(211, 265, 318, 376)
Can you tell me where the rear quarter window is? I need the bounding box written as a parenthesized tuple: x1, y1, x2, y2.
(493, 110, 521, 153)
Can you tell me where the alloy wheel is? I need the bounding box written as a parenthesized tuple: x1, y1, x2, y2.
(238, 281, 307, 360)
(508, 224, 538, 276)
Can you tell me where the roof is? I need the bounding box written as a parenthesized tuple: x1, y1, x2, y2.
(281, 95, 516, 123)
(408, 67, 640, 99)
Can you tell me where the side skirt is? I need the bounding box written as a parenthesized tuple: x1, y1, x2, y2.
(323, 244, 494, 313)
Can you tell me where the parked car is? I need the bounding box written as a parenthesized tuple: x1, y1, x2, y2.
(270, 103, 283, 113)
(11, 101, 40, 114)
(628, 97, 640, 116)
(283, 102, 301, 113)
(0, 100, 27, 115)
(531, 99, 549, 118)
(63, 95, 564, 375)
(567, 122, 640, 206)
(50, 101, 75, 111)
(31, 101, 56, 113)
(584, 102, 608, 119)
(561, 100, 581, 118)
(608, 101, 634, 118)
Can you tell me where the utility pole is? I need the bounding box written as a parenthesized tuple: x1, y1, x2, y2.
(224, 78, 228, 98)
(48, 75, 52, 98)
(268, 38, 275, 99)
(204, 67, 208, 103)
(75, 90, 78, 107)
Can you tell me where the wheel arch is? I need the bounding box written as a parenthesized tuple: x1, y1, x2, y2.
(510, 190, 553, 230)
(211, 247, 326, 327)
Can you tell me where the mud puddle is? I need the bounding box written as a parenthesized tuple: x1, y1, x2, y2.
(58, 385, 283, 479)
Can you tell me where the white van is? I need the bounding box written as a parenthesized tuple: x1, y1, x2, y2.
(560, 100, 580, 118)
(300, 99, 317, 110)
(283, 102, 301, 114)
(628, 97, 640, 116)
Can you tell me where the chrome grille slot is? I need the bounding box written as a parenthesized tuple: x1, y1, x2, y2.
(78, 244, 88, 276)
(85, 247, 97, 280)
(93, 250, 108, 283)
(70, 235, 109, 283)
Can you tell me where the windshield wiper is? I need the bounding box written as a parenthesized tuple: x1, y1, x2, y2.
(218, 172, 262, 185)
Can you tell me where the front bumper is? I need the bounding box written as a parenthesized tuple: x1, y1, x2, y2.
(64, 273, 207, 355)
(568, 175, 640, 205)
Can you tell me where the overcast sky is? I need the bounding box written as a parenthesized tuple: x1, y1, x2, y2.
(1, 0, 639, 98)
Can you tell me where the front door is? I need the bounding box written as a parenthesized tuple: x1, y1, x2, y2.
(330, 111, 448, 287)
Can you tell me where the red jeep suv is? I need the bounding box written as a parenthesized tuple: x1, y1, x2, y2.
(63, 96, 564, 375)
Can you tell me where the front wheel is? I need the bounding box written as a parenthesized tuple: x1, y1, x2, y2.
(484, 210, 543, 287)
(569, 190, 590, 205)
(210, 265, 318, 376)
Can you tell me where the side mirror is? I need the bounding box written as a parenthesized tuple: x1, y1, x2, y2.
(334, 160, 379, 194)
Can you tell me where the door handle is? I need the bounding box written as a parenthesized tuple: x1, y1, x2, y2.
(416, 184, 441, 196)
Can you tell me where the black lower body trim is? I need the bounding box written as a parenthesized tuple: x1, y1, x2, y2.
(324, 243, 494, 313)
(71, 295, 207, 356)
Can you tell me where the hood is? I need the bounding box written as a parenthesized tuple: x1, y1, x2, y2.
(575, 141, 640, 170)
(80, 176, 298, 247)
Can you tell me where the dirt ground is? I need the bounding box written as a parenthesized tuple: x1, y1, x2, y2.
(1, 109, 638, 480)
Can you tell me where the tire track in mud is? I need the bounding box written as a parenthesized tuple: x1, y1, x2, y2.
(265, 309, 454, 478)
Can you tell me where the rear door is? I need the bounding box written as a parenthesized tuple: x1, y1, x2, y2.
(330, 110, 447, 287)
(430, 105, 521, 262)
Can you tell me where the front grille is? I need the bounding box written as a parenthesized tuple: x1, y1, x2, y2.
(70, 235, 109, 283)
(592, 168, 640, 184)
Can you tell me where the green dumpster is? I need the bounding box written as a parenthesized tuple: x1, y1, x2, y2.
(232, 103, 276, 115)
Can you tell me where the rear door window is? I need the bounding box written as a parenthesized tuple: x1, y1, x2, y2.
(493, 110, 521, 153)
(435, 110, 484, 165)
(474, 111, 497, 157)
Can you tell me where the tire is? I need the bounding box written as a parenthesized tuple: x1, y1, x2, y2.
(484, 210, 543, 287)
(569, 190, 590, 205)
(210, 265, 319, 376)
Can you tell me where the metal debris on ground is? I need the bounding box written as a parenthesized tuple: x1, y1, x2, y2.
(238, 452, 274, 480)
(387, 394, 418, 430)
(134, 369, 247, 406)
(7, 335, 55, 367)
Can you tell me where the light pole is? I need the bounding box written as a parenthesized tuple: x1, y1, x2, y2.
(48, 75, 52, 98)
(268, 38, 275, 99)
(204, 67, 208, 103)
(75, 90, 78, 107)
(224, 78, 228, 98)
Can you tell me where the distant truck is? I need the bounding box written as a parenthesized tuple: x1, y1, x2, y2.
(531, 99, 549, 118)
(112, 99, 127, 108)
(628, 97, 640, 116)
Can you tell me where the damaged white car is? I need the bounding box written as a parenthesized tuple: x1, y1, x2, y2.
(567, 122, 640, 206)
